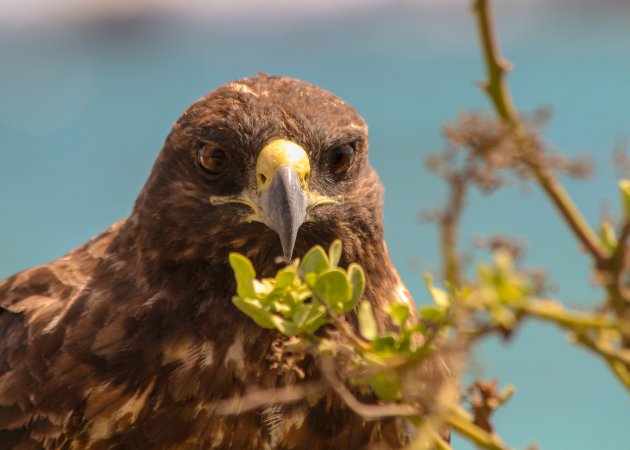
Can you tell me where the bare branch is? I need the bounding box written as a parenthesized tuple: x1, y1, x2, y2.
(207, 380, 328, 416)
(319, 358, 421, 420)
(446, 405, 514, 450)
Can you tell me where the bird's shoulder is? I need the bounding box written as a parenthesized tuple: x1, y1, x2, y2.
(0, 220, 127, 447)
(0, 219, 125, 317)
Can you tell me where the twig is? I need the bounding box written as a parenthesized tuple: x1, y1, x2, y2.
(524, 300, 619, 330)
(471, 0, 517, 125)
(609, 223, 630, 270)
(319, 358, 421, 420)
(311, 291, 370, 351)
(605, 222, 630, 331)
(207, 379, 328, 416)
(433, 431, 454, 450)
(446, 405, 513, 450)
(441, 174, 467, 288)
(471, 0, 607, 265)
(572, 332, 630, 391)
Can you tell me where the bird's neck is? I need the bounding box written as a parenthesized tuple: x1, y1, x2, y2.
(106, 210, 403, 331)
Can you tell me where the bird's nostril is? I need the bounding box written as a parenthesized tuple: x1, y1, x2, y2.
(259, 173, 267, 185)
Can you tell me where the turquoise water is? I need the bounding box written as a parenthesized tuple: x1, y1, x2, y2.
(1, 3, 629, 448)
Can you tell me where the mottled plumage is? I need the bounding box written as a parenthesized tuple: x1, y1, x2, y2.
(0, 75, 416, 449)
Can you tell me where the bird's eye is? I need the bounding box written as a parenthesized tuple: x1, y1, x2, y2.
(198, 145, 228, 176)
(328, 144, 355, 175)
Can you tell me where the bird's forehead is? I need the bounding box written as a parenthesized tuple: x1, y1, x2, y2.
(178, 76, 367, 139)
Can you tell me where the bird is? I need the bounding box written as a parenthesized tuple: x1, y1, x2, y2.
(0, 75, 419, 449)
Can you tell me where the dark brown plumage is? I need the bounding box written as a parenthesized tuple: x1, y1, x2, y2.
(0, 75, 416, 449)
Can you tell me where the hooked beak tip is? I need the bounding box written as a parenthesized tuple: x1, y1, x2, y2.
(280, 234, 296, 260)
(259, 165, 308, 261)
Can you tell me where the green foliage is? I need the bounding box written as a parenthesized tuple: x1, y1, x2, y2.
(620, 179, 630, 221)
(358, 301, 377, 341)
(230, 240, 453, 407)
(229, 241, 364, 337)
(470, 250, 534, 329)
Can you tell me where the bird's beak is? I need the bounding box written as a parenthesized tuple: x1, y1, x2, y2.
(256, 139, 310, 260)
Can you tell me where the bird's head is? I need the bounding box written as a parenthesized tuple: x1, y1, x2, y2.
(132, 75, 386, 281)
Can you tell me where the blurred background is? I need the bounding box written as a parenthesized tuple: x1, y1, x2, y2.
(1, 0, 629, 448)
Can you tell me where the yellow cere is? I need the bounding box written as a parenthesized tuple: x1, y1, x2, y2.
(256, 139, 311, 190)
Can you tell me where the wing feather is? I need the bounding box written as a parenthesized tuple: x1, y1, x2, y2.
(0, 221, 125, 446)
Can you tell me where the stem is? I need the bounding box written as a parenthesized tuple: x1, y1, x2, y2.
(524, 300, 618, 330)
(208, 379, 328, 416)
(441, 174, 466, 288)
(446, 405, 513, 450)
(572, 332, 630, 392)
(311, 291, 370, 352)
(610, 223, 630, 270)
(433, 431, 453, 450)
(471, 0, 517, 125)
(520, 300, 630, 390)
(471, 0, 607, 264)
(605, 223, 630, 343)
(319, 358, 420, 419)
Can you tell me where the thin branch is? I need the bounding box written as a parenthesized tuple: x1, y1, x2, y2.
(471, 0, 517, 125)
(572, 332, 630, 392)
(609, 222, 630, 269)
(605, 222, 630, 332)
(207, 379, 328, 416)
(433, 431, 454, 450)
(441, 174, 467, 288)
(311, 292, 371, 351)
(319, 358, 421, 420)
(471, 0, 607, 265)
(524, 300, 619, 330)
(446, 405, 513, 450)
(610, 360, 630, 390)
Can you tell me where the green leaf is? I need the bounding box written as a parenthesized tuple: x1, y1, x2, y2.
(304, 272, 318, 287)
(229, 253, 257, 298)
(408, 322, 427, 335)
(347, 263, 366, 310)
(494, 249, 514, 273)
(358, 302, 378, 340)
(489, 304, 517, 329)
(314, 269, 352, 313)
(293, 303, 315, 328)
(304, 317, 329, 334)
(274, 267, 297, 290)
(368, 371, 401, 401)
(600, 221, 618, 253)
(420, 305, 444, 323)
(424, 274, 450, 307)
(388, 301, 410, 328)
(621, 179, 630, 221)
(232, 297, 275, 329)
(302, 304, 330, 334)
(269, 315, 298, 336)
(269, 293, 292, 315)
(328, 239, 342, 268)
(499, 385, 516, 403)
(300, 245, 329, 276)
(254, 279, 274, 297)
(370, 334, 398, 353)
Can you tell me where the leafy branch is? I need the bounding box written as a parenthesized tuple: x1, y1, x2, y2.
(468, 0, 630, 381)
(228, 241, 518, 450)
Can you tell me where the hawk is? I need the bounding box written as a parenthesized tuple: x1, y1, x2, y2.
(0, 75, 417, 449)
